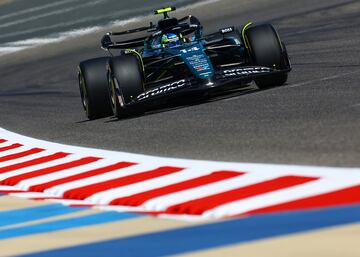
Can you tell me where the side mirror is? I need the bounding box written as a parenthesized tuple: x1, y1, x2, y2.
(190, 16, 202, 39)
(101, 34, 112, 49)
(190, 16, 201, 26)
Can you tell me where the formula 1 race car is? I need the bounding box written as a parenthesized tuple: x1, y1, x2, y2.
(78, 7, 291, 119)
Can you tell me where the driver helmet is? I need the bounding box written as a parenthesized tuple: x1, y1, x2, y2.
(161, 33, 181, 48)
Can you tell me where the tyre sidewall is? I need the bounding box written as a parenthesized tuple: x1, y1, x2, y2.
(107, 55, 144, 118)
(78, 57, 112, 119)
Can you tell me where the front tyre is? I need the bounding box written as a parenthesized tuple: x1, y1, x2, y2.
(78, 57, 112, 120)
(244, 24, 290, 89)
(107, 55, 145, 119)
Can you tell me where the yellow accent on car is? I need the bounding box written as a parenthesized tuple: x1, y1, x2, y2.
(155, 7, 175, 14)
(125, 49, 145, 90)
(126, 49, 144, 72)
(156, 70, 167, 80)
(242, 22, 252, 51)
(162, 34, 170, 43)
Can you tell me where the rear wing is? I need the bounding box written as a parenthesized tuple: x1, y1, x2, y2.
(101, 24, 155, 50)
(101, 6, 176, 50)
(100, 6, 202, 50)
(101, 23, 201, 50)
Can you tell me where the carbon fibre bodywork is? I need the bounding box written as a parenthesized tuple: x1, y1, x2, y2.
(96, 7, 291, 109)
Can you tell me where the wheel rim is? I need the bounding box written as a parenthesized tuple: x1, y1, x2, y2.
(107, 70, 117, 114)
(111, 80, 116, 108)
(78, 72, 89, 112)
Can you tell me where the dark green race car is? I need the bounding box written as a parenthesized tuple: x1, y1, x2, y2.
(78, 7, 291, 120)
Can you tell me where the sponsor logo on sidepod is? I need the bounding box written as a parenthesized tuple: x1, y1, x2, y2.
(223, 67, 272, 77)
(137, 79, 187, 101)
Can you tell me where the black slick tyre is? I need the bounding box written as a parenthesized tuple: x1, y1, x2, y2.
(244, 24, 289, 89)
(78, 57, 112, 120)
(107, 55, 144, 119)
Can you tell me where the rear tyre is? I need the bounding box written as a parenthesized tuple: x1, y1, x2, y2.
(244, 24, 289, 89)
(78, 57, 112, 120)
(107, 55, 144, 119)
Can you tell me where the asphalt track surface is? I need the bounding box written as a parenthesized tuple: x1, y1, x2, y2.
(0, 0, 359, 167)
(0, 0, 201, 44)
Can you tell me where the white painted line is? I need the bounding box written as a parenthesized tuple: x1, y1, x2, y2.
(0, 185, 23, 192)
(96, 205, 145, 213)
(10, 192, 54, 199)
(0, 0, 82, 22)
(0, 0, 107, 29)
(49, 199, 95, 206)
(0, 0, 221, 56)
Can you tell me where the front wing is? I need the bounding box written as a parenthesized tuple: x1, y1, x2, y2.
(127, 66, 290, 105)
